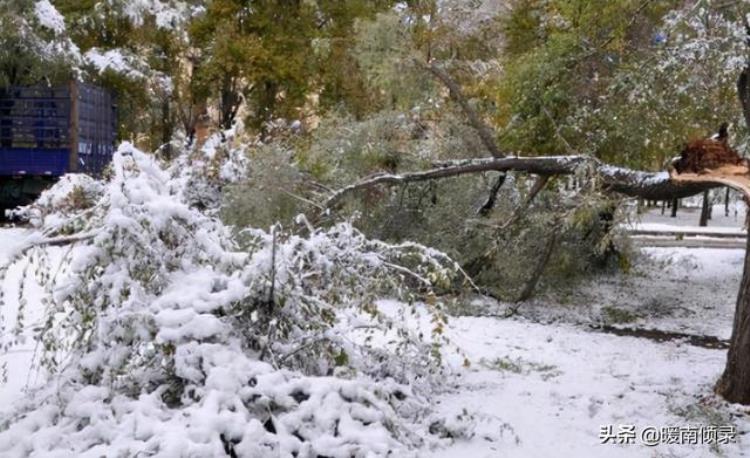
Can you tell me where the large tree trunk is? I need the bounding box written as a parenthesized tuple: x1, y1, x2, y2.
(324, 155, 719, 209)
(738, 67, 750, 150)
(715, 230, 750, 404)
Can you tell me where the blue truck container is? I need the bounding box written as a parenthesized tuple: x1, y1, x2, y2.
(0, 81, 116, 209)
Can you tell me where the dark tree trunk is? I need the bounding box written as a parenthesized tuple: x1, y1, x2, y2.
(715, 230, 750, 404)
(219, 75, 241, 131)
(726, 188, 731, 217)
(699, 190, 710, 227)
(477, 173, 507, 216)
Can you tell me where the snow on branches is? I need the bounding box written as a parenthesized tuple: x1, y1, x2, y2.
(0, 143, 471, 457)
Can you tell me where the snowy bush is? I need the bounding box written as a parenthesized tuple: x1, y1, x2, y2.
(170, 130, 251, 213)
(235, 221, 458, 383)
(6, 174, 103, 230)
(0, 143, 467, 457)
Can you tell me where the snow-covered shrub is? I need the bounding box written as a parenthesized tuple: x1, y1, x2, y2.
(6, 174, 103, 230)
(235, 220, 457, 383)
(0, 143, 465, 456)
(170, 129, 251, 213)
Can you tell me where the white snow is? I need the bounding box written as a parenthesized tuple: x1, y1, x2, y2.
(627, 204, 747, 233)
(84, 48, 148, 79)
(121, 0, 195, 29)
(429, 316, 744, 458)
(33, 0, 65, 34)
(631, 223, 745, 235)
(0, 145, 464, 457)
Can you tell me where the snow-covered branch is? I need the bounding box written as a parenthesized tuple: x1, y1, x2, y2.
(325, 155, 720, 208)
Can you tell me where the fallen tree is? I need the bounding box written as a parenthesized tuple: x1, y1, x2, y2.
(324, 52, 750, 405)
(324, 125, 750, 405)
(324, 155, 719, 210)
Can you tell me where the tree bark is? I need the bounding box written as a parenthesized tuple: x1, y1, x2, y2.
(716, 230, 750, 404)
(738, 69, 750, 146)
(477, 173, 507, 216)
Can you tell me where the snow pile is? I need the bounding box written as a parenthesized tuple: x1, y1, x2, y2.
(0, 144, 465, 457)
(238, 221, 457, 385)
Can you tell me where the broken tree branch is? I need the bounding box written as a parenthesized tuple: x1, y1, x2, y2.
(20, 231, 97, 249)
(495, 175, 550, 231)
(415, 59, 508, 214)
(1, 231, 98, 269)
(477, 173, 507, 216)
(415, 59, 503, 158)
(324, 155, 719, 209)
(516, 221, 560, 302)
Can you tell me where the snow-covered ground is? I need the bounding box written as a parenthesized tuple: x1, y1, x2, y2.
(1, 225, 749, 457)
(492, 246, 742, 339)
(423, 248, 750, 457)
(432, 317, 746, 458)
